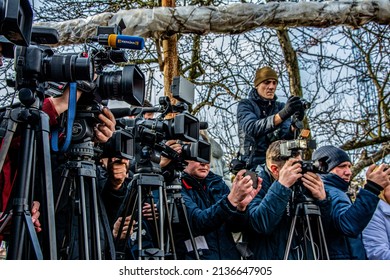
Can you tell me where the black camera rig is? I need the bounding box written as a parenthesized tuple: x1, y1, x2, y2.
(105, 77, 210, 172)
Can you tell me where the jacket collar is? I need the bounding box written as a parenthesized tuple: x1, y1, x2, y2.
(321, 173, 350, 192)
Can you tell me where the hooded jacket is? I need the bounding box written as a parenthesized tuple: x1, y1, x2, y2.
(320, 173, 380, 259)
(237, 88, 294, 169)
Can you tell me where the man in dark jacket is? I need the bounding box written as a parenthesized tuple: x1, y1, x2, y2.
(237, 66, 304, 170)
(174, 159, 261, 260)
(312, 145, 390, 259)
(242, 140, 331, 260)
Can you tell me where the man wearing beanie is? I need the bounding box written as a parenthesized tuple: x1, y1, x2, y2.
(236, 66, 305, 171)
(312, 145, 390, 259)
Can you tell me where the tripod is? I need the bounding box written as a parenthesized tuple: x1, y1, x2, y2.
(0, 88, 57, 260)
(284, 185, 329, 260)
(114, 148, 199, 260)
(163, 176, 199, 260)
(55, 140, 115, 260)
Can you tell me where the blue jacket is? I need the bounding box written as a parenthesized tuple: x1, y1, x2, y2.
(362, 200, 390, 259)
(320, 173, 379, 259)
(237, 88, 294, 169)
(243, 165, 331, 259)
(174, 171, 247, 260)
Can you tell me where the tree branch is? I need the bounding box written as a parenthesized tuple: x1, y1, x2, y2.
(35, 1, 390, 47)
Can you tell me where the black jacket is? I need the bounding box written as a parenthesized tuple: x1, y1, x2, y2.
(237, 88, 294, 169)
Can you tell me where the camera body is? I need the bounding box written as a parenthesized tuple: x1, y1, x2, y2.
(14, 45, 94, 90)
(279, 138, 328, 204)
(5, 27, 94, 90)
(108, 77, 209, 176)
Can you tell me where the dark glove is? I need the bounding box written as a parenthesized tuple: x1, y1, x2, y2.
(278, 96, 302, 121)
(295, 107, 305, 121)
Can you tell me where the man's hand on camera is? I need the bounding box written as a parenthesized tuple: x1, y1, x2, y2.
(278, 96, 303, 121)
(94, 107, 116, 143)
(160, 139, 182, 168)
(278, 158, 303, 188)
(301, 172, 326, 200)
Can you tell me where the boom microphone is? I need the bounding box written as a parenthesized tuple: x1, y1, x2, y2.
(92, 34, 145, 50)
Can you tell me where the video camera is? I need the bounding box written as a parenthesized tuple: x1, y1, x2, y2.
(279, 139, 328, 175)
(53, 23, 146, 149)
(7, 26, 94, 91)
(278, 137, 328, 204)
(78, 22, 145, 107)
(0, 0, 33, 46)
(103, 77, 210, 171)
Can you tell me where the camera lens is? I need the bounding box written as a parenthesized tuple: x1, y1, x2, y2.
(97, 64, 145, 106)
(43, 53, 94, 82)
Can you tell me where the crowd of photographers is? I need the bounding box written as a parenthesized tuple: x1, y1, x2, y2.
(0, 1, 390, 259)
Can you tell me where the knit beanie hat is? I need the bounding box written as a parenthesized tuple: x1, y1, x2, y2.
(312, 145, 351, 173)
(254, 66, 278, 87)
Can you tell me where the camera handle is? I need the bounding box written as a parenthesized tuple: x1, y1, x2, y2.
(0, 89, 57, 260)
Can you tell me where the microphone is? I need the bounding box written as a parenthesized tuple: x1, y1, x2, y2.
(92, 34, 145, 50)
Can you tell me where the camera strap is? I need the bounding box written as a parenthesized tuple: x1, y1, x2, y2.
(51, 82, 77, 152)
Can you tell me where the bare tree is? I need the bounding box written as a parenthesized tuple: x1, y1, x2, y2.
(2, 0, 388, 184)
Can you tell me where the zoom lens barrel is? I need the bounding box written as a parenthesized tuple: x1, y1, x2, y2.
(97, 64, 145, 106)
(43, 54, 94, 82)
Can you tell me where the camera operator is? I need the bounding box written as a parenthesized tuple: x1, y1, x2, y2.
(0, 61, 84, 247)
(241, 140, 330, 259)
(312, 145, 390, 259)
(237, 66, 305, 171)
(50, 84, 129, 260)
(166, 136, 261, 260)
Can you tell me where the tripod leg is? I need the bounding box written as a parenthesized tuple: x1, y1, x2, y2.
(89, 176, 102, 260)
(175, 194, 200, 260)
(284, 214, 299, 260)
(78, 175, 90, 259)
(162, 188, 176, 259)
(316, 216, 330, 260)
(0, 114, 17, 172)
(303, 213, 318, 260)
(6, 125, 43, 259)
(77, 172, 102, 260)
(36, 111, 58, 259)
